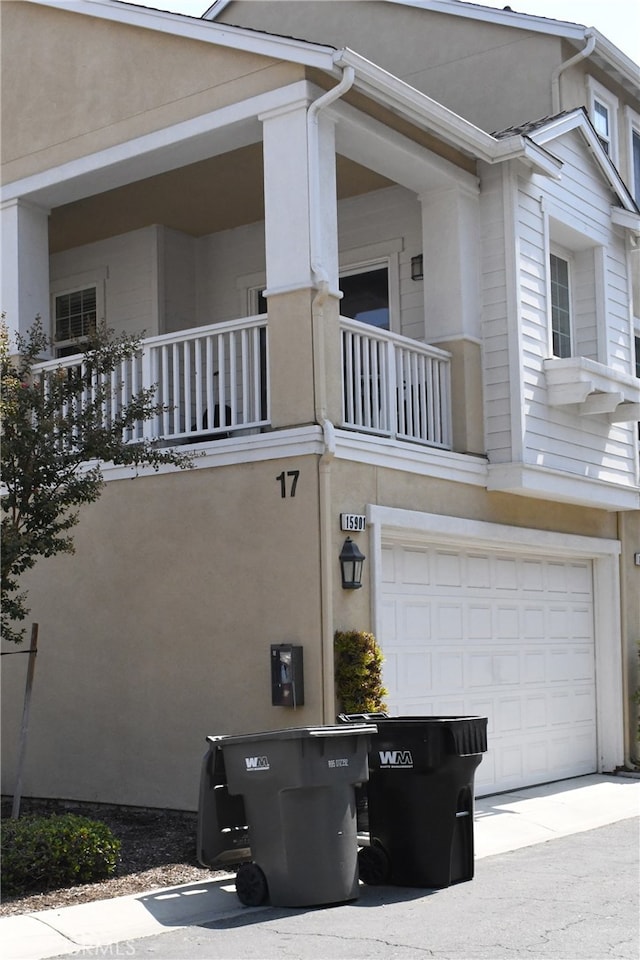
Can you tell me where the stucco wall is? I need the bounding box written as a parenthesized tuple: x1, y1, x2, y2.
(215, 0, 561, 132)
(1, 445, 619, 810)
(1, 457, 325, 810)
(0, 1, 302, 182)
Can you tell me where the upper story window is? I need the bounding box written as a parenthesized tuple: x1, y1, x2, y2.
(253, 263, 392, 331)
(625, 107, 640, 207)
(587, 78, 619, 164)
(54, 286, 97, 357)
(51, 269, 106, 358)
(633, 130, 640, 206)
(549, 252, 572, 358)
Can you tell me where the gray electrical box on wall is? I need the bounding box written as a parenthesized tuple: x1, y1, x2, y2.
(270, 644, 304, 707)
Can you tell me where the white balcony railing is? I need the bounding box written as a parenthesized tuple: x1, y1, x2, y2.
(340, 317, 452, 448)
(33, 315, 451, 452)
(35, 315, 269, 444)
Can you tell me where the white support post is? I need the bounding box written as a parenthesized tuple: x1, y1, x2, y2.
(1, 199, 51, 348)
(260, 98, 314, 296)
(260, 96, 339, 297)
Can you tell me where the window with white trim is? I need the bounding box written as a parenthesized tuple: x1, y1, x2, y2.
(549, 252, 572, 358)
(250, 260, 394, 331)
(632, 127, 640, 206)
(51, 269, 106, 358)
(54, 287, 97, 357)
(587, 78, 619, 163)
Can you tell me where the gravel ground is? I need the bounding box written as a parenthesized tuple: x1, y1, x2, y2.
(0, 797, 227, 917)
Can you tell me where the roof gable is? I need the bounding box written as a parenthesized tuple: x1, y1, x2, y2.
(500, 108, 639, 214)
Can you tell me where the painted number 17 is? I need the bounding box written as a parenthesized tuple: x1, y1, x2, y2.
(276, 470, 300, 498)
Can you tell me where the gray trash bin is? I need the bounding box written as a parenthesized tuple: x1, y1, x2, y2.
(198, 724, 375, 907)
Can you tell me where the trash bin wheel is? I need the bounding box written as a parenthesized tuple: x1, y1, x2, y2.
(236, 862, 269, 906)
(358, 841, 390, 886)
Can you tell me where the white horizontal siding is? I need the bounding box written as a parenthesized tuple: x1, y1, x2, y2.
(513, 131, 637, 488)
(194, 185, 425, 339)
(337, 185, 423, 341)
(480, 163, 513, 464)
(50, 226, 159, 338)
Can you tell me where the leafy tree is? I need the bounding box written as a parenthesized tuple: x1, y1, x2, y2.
(1, 318, 195, 643)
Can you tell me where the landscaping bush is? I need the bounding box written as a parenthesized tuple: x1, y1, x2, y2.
(334, 629, 388, 715)
(1, 813, 121, 896)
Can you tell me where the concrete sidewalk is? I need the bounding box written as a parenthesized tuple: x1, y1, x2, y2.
(2, 773, 639, 960)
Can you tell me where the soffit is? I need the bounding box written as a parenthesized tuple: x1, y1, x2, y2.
(48, 145, 392, 253)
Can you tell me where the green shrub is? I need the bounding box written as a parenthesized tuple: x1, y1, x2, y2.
(334, 629, 388, 715)
(1, 813, 121, 896)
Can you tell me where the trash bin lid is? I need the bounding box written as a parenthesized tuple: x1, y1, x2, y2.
(206, 724, 377, 747)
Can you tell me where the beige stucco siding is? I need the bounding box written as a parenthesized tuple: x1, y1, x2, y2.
(217, 1, 562, 132)
(1, 448, 617, 810)
(0, 1, 303, 183)
(1, 458, 324, 809)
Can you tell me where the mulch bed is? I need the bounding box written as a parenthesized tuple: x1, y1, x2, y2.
(0, 796, 228, 917)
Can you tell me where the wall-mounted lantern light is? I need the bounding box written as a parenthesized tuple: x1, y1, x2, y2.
(339, 537, 366, 589)
(411, 254, 424, 281)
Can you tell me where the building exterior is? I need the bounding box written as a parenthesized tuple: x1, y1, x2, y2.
(1, 0, 639, 811)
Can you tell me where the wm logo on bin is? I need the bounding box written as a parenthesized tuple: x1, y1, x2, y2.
(378, 750, 414, 768)
(245, 756, 270, 771)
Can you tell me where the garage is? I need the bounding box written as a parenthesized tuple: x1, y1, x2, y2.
(378, 539, 598, 795)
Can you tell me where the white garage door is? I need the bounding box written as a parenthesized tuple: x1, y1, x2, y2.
(379, 541, 597, 795)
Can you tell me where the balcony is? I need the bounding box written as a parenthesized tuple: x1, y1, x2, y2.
(34, 316, 452, 452)
(341, 318, 452, 448)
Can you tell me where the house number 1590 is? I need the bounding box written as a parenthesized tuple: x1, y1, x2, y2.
(276, 470, 300, 498)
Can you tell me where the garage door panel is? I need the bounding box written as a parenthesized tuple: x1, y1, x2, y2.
(436, 652, 464, 690)
(380, 542, 597, 795)
(436, 604, 464, 639)
(401, 601, 432, 641)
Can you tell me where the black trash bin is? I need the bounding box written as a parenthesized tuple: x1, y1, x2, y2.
(339, 714, 487, 890)
(197, 724, 375, 908)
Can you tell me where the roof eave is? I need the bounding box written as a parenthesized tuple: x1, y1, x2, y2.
(527, 109, 639, 213)
(26, 0, 340, 70)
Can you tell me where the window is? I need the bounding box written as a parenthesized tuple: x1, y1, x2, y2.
(549, 253, 572, 358)
(339, 266, 389, 330)
(593, 101, 611, 154)
(54, 286, 97, 356)
(587, 78, 619, 164)
(254, 263, 392, 330)
(632, 128, 640, 206)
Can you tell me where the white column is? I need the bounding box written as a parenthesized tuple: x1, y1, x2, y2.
(420, 187, 480, 341)
(260, 96, 339, 297)
(1, 199, 50, 347)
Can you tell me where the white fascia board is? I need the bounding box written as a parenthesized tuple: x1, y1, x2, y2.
(589, 31, 640, 87)
(0, 81, 311, 208)
(388, 0, 588, 40)
(335, 48, 563, 176)
(529, 111, 639, 213)
(367, 502, 622, 558)
(487, 462, 640, 512)
(334, 48, 499, 162)
(388, 2, 639, 80)
(203, 0, 232, 19)
(101, 426, 326, 482)
(25, 0, 339, 70)
(333, 429, 488, 487)
(494, 138, 563, 179)
(612, 207, 640, 232)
